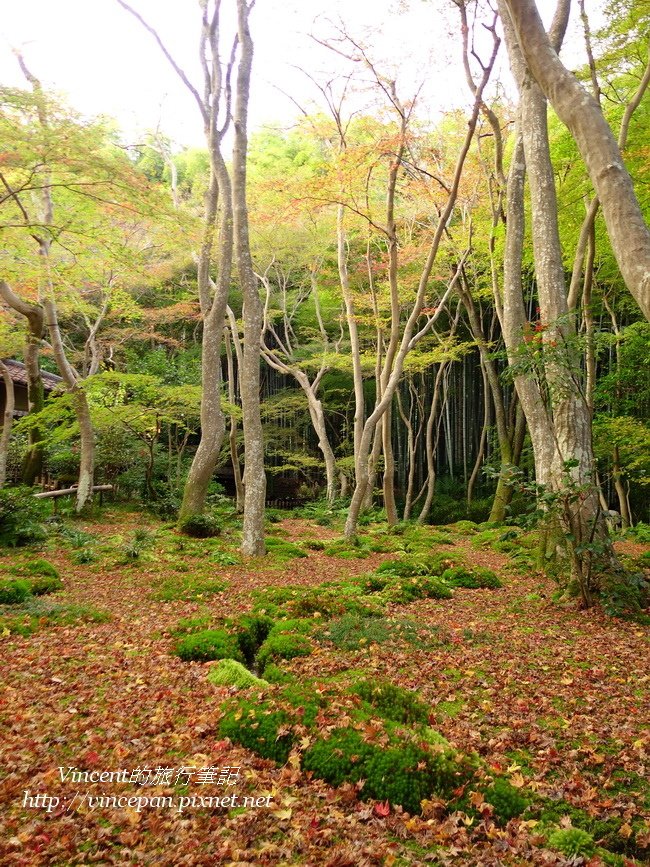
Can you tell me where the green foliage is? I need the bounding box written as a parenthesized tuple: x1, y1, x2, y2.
(0, 488, 48, 547)
(251, 583, 378, 620)
(548, 827, 596, 858)
(255, 631, 312, 673)
(351, 679, 430, 725)
(0, 579, 32, 605)
(210, 550, 240, 566)
(174, 629, 244, 663)
(120, 529, 155, 561)
(483, 778, 530, 822)
(262, 663, 295, 684)
(626, 522, 650, 543)
(441, 566, 503, 590)
(207, 659, 268, 690)
(152, 574, 228, 602)
(178, 513, 222, 539)
(323, 537, 373, 559)
(600, 569, 650, 621)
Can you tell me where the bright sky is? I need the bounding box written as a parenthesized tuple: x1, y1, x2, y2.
(0, 0, 602, 150)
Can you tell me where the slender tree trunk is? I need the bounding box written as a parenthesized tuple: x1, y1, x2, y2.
(233, 0, 266, 556)
(225, 325, 244, 512)
(417, 361, 448, 524)
(22, 326, 45, 485)
(43, 298, 95, 512)
(0, 361, 15, 487)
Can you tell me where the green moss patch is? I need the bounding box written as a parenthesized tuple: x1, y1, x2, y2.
(255, 631, 313, 673)
(351, 678, 430, 725)
(174, 629, 244, 663)
(441, 565, 502, 589)
(0, 579, 32, 605)
(151, 573, 228, 602)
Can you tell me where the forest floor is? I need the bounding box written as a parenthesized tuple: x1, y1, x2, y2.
(0, 508, 648, 866)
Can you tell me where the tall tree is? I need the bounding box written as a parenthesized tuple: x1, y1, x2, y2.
(502, 0, 650, 321)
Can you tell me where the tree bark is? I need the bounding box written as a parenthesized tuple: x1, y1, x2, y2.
(503, 0, 650, 322)
(0, 360, 15, 488)
(233, 0, 266, 557)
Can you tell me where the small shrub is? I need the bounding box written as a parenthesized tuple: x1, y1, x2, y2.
(255, 632, 312, 673)
(441, 566, 503, 590)
(483, 778, 529, 822)
(174, 629, 244, 662)
(178, 513, 222, 538)
(72, 547, 97, 565)
(601, 570, 650, 621)
(210, 550, 240, 566)
(351, 679, 430, 725)
(0, 579, 32, 605)
(626, 522, 650, 543)
(548, 827, 595, 859)
(60, 528, 95, 548)
(207, 659, 268, 689)
(0, 487, 48, 547)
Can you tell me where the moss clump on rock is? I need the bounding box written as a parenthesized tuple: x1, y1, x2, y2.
(207, 659, 268, 689)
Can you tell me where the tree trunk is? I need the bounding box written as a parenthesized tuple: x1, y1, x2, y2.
(0, 361, 15, 488)
(225, 324, 244, 512)
(22, 327, 45, 485)
(233, 0, 266, 557)
(503, 0, 650, 322)
(43, 298, 95, 512)
(498, 0, 618, 602)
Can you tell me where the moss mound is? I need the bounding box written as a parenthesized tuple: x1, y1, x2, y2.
(351, 678, 430, 725)
(174, 628, 244, 663)
(441, 565, 502, 589)
(0, 579, 32, 605)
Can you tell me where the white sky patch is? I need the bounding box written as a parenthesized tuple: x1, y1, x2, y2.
(1, 0, 604, 150)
